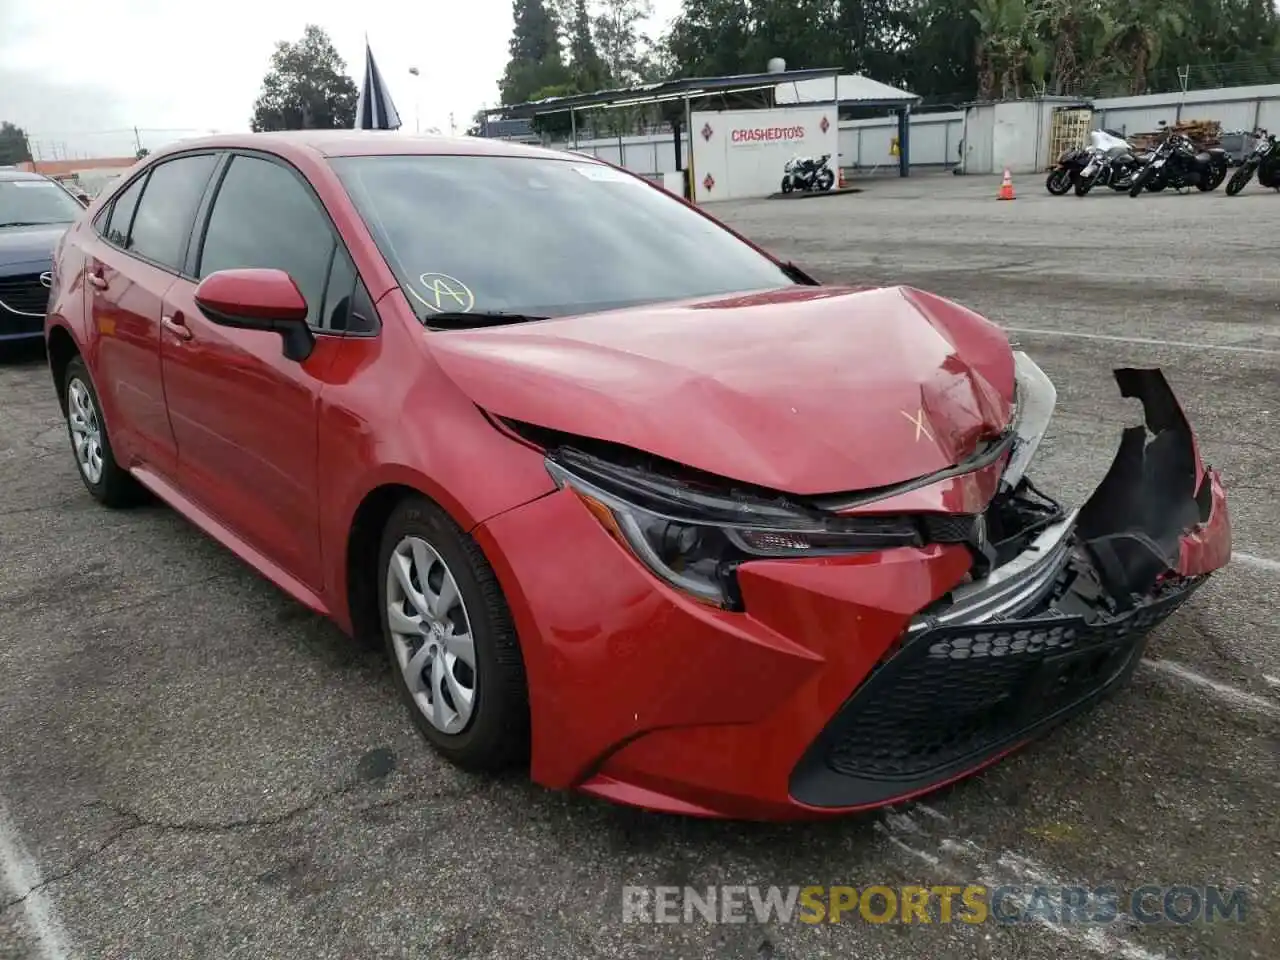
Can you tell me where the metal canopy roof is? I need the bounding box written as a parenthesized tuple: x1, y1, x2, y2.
(486, 68, 843, 119)
(775, 73, 921, 109)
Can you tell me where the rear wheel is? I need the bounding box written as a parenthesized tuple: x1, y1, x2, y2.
(1045, 168, 1072, 195)
(62, 356, 145, 507)
(378, 495, 530, 771)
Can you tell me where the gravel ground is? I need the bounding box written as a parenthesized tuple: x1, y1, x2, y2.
(1, 173, 1277, 960)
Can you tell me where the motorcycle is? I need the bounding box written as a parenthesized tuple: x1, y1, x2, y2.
(1073, 129, 1151, 195)
(1225, 129, 1280, 195)
(1128, 123, 1229, 197)
(1045, 147, 1092, 195)
(781, 154, 835, 193)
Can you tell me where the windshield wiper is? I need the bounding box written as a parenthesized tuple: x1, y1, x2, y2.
(781, 261, 820, 285)
(426, 311, 549, 329)
(0, 220, 63, 228)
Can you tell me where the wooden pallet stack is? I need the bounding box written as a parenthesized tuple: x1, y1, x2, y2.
(1129, 119, 1223, 151)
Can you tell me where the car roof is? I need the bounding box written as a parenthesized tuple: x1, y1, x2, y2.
(146, 131, 593, 165)
(0, 168, 49, 182)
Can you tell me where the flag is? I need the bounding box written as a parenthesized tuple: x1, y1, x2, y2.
(354, 41, 402, 130)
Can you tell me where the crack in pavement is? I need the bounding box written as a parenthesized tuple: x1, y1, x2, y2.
(0, 780, 443, 915)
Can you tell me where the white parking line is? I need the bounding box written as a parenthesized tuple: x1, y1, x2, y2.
(0, 798, 73, 960)
(1141, 659, 1280, 719)
(878, 810, 1167, 960)
(1002, 326, 1280, 357)
(1235, 552, 1280, 574)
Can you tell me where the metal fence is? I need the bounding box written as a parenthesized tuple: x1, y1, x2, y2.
(551, 81, 1280, 178)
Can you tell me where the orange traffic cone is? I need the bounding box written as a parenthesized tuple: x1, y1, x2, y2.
(998, 169, 1016, 200)
(837, 169, 847, 189)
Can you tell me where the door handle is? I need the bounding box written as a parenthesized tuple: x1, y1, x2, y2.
(162, 314, 192, 341)
(88, 268, 107, 290)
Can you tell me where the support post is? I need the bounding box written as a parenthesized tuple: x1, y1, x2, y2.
(897, 107, 911, 177)
(684, 94, 695, 202)
(570, 108, 578, 149)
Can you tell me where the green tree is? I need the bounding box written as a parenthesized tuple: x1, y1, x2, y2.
(569, 0, 607, 88)
(594, 0, 656, 85)
(659, 0, 1280, 110)
(0, 122, 33, 166)
(250, 25, 359, 131)
(662, 0, 753, 78)
(501, 0, 573, 103)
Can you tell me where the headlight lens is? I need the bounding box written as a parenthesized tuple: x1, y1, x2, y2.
(546, 455, 923, 608)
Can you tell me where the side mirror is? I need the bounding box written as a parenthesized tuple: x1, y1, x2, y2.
(194, 268, 314, 362)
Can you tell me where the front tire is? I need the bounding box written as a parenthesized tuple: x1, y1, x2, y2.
(1045, 168, 1072, 195)
(1225, 165, 1253, 196)
(1074, 175, 1096, 196)
(62, 356, 145, 507)
(780, 177, 793, 194)
(378, 495, 530, 771)
(816, 169, 835, 191)
(1128, 166, 1153, 197)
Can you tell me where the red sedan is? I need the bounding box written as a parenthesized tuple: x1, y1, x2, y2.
(44, 132, 1231, 819)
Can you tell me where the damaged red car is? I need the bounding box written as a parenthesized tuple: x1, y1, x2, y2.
(44, 133, 1232, 820)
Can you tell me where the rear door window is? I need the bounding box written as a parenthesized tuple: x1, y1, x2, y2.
(102, 176, 146, 249)
(127, 154, 219, 271)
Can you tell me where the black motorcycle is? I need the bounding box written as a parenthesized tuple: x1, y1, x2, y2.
(1045, 147, 1091, 195)
(1074, 147, 1151, 195)
(1128, 125, 1229, 197)
(1225, 129, 1280, 195)
(781, 154, 835, 193)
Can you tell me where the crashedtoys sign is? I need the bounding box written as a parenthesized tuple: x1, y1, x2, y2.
(693, 107, 838, 201)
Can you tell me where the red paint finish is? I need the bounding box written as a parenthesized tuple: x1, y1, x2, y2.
(42, 131, 1233, 821)
(428, 284, 1014, 495)
(1178, 470, 1232, 576)
(193, 268, 308, 322)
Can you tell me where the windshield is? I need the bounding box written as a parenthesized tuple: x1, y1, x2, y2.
(0, 178, 84, 227)
(330, 154, 797, 323)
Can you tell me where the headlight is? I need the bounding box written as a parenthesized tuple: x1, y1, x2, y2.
(1001, 352, 1056, 491)
(545, 453, 923, 609)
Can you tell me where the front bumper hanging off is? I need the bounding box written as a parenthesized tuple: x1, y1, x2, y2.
(790, 368, 1231, 809)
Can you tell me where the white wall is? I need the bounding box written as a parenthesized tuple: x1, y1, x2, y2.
(690, 106, 840, 202)
(552, 112, 964, 176)
(547, 82, 1280, 178)
(1092, 83, 1280, 137)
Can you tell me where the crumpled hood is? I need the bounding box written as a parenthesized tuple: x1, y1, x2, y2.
(0, 224, 65, 268)
(427, 285, 1016, 495)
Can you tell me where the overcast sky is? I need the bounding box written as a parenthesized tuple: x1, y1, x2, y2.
(0, 0, 680, 160)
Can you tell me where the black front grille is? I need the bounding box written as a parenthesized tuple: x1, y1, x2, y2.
(0, 273, 50, 317)
(789, 577, 1203, 808)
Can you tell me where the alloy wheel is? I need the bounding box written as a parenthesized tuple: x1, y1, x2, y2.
(67, 378, 104, 485)
(385, 535, 477, 735)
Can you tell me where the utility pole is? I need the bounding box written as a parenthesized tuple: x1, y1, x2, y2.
(449, 112, 456, 136)
(133, 126, 142, 156)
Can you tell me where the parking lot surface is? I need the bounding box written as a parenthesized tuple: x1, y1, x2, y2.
(1, 174, 1277, 960)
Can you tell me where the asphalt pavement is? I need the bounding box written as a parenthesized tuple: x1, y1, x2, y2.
(1, 173, 1277, 960)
